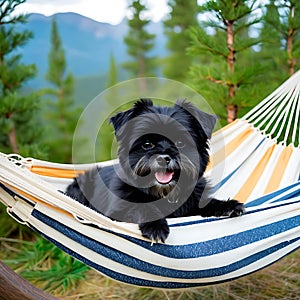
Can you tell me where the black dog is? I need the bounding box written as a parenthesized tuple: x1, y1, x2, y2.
(66, 99, 245, 242)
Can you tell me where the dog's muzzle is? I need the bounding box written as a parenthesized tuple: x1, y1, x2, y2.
(154, 155, 174, 184)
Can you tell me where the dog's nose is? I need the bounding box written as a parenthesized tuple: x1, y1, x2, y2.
(156, 155, 171, 166)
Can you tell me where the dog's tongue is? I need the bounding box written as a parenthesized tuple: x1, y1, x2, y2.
(155, 171, 174, 184)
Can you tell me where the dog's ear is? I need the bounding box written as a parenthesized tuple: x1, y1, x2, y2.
(133, 98, 153, 113)
(109, 110, 132, 134)
(109, 99, 154, 135)
(176, 100, 218, 139)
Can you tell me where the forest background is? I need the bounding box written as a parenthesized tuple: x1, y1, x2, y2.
(0, 0, 299, 299)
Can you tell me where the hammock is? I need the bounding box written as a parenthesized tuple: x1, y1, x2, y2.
(0, 72, 300, 289)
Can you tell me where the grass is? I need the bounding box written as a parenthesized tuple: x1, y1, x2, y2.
(0, 234, 89, 295)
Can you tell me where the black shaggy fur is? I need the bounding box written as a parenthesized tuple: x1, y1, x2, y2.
(66, 99, 245, 242)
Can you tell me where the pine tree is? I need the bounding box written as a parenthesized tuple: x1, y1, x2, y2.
(163, 0, 198, 82)
(264, 0, 300, 76)
(188, 0, 261, 124)
(96, 52, 118, 162)
(256, 0, 287, 93)
(44, 18, 81, 163)
(106, 52, 118, 88)
(123, 0, 157, 90)
(0, 0, 45, 157)
(0, 0, 47, 250)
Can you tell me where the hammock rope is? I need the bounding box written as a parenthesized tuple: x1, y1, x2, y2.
(0, 71, 300, 289)
(243, 72, 300, 147)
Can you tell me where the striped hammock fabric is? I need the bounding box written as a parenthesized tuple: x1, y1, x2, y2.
(0, 72, 300, 289)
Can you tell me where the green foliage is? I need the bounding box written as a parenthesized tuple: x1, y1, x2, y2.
(163, 0, 198, 82)
(0, 205, 33, 239)
(0, 0, 26, 24)
(3, 237, 89, 294)
(43, 18, 82, 163)
(0, 14, 85, 284)
(0, 0, 47, 251)
(259, 0, 287, 90)
(46, 18, 66, 86)
(123, 0, 157, 79)
(187, 0, 263, 123)
(200, 0, 259, 22)
(0, 0, 46, 158)
(106, 52, 118, 88)
(94, 52, 120, 162)
(263, 0, 300, 76)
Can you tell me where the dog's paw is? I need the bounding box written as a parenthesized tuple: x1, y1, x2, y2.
(225, 199, 245, 217)
(139, 219, 170, 243)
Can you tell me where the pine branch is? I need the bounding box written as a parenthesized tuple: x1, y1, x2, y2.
(203, 19, 226, 31)
(0, 0, 27, 24)
(188, 26, 228, 59)
(235, 37, 261, 53)
(234, 17, 261, 33)
(205, 74, 228, 86)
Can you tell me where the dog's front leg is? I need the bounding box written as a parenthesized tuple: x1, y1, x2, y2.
(139, 218, 170, 243)
(198, 199, 245, 218)
(122, 203, 170, 243)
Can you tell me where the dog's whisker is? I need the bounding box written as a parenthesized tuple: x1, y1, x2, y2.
(133, 156, 151, 176)
(179, 154, 198, 179)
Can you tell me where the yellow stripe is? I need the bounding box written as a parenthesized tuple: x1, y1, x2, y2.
(234, 144, 276, 202)
(212, 119, 239, 137)
(264, 145, 294, 194)
(207, 127, 253, 171)
(30, 166, 85, 178)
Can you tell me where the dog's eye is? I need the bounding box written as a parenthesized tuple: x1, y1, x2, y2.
(142, 141, 155, 150)
(175, 140, 185, 149)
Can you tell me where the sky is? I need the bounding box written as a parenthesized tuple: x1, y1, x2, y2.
(15, 0, 170, 25)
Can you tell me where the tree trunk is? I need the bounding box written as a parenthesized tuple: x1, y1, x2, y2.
(287, 28, 295, 76)
(6, 113, 19, 153)
(226, 104, 238, 124)
(138, 54, 147, 92)
(227, 21, 235, 75)
(287, 3, 296, 76)
(226, 21, 237, 123)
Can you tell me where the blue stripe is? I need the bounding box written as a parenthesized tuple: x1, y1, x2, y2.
(31, 209, 300, 280)
(0, 182, 16, 198)
(3, 182, 299, 260)
(245, 199, 300, 215)
(28, 219, 300, 288)
(33, 209, 300, 259)
(0, 182, 34, 206)
(246, 181, 300, 207)
(118, 215, 300, 258)
(169, 199, 300, 227)
(272, 189, 300, 203)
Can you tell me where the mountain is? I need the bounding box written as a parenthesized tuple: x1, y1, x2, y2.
(19, 12, 167, 103)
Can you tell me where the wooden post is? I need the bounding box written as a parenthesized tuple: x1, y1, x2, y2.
(0, 261, 57, 300)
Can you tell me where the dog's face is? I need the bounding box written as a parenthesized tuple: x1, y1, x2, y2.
(110, 99, 217, 202)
